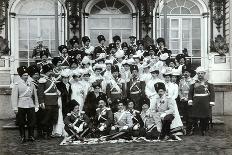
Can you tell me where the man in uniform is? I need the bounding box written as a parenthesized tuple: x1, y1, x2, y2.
(154, 82, 177, 140)
(108, 99, 133, 140)
(188, 67, 215, 136)
(128, 36, 137, 53)
(64, 100, 91, 140)
(81, 36, 95, 56)
(106, 65, 126, 112)
(27, 65, 44, 138)
(94, 96, 113, 137)
(126, 99, 144, 137)
(11, 66, 39, 142)
(127, 65, 145, 111)
(37, 64, 59, 139)
(58, 45, 70, 67)
(179, 65, 195, 125)
(37, 50, 52, 74)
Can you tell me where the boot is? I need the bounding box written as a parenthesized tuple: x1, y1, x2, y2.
(28, 127, 35, 142)
(19, 126, 26, 143)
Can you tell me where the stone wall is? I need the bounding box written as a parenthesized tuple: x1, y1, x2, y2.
(0, 87, 14, 119)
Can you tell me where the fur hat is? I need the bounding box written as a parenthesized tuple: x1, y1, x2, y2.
(27, 65, 39, 77)
(154, 82, 166, 93)
(97, 35, 106, 42)
(17, 66, 28, 77)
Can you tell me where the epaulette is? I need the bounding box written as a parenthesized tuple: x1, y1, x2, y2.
(15, 82, 18, 85)
(67, 113, 71, 116)
(96, 108, 100, 111)
(38, 78, 47, 83)
(81, 111, 85, 114)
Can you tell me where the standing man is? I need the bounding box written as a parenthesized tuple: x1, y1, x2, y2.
(188, 67, 215, 136)
(37, 64, 59, 139)
(11, 66, 39, 143)
(127, 65, 145, 111)
(106, 65, 126, 112)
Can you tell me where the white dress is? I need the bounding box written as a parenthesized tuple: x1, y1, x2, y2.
(71, 80, 85, 111)
(165, 82, 183, 131)
(52, 96, 67, 137)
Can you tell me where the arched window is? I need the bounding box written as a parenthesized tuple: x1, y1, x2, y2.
(10, 0, 66, 67)
(156, 0, 205, 66)
(87, 0, 134, 46)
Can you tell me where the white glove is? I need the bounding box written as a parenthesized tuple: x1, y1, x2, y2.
(188, 100, 193, 106)
(133, 124, 139, 130)
(73, 126, 80, 133)
(99, 126, 105, 131)
(111, 126, 116, 130)
(122, 126, 128, 130)
(160, 113, 166, 120)
(210, 102, 215, 106)
(35, 107, 39, 112)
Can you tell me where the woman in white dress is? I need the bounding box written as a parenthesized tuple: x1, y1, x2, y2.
(70, 69, 85, 111)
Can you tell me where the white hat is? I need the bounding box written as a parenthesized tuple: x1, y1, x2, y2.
(61, 69, 71, 77)
(160, 53, 169, 61)
(195, 67, 206, 73)
(127, 58, 135, 65)
(115, 50, 125, 58)
(172, 69, 181, 76)
(93, 63, 106, 71)
(81, 56, 91, 64)
(141, 62, 150, 68)
(105, 59, 114, 64)
(72, 68, 84, 77)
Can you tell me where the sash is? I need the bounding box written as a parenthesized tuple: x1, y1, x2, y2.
(98, 108, 107, 121)
(117, 111, 126, 124)
(61, 56, 69, 65)
(44, 78, 57, 94)
(110, 79, 121, 93)
(19, 82, 32, 98)
(130, 79, 141, 92)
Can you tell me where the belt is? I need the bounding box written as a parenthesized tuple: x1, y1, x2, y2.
(45, 93, 58, 96)
(19, 96, 31, 99)
(194, 94, 209, 97)
(111, 92, 121, 95)
(130, 91, 140, 94)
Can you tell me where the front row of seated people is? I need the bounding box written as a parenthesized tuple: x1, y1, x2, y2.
(64, 82, 178, 141)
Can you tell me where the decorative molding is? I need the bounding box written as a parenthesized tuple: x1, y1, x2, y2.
(210, 0, 225, 33)
(210, 35, 229, 55)
(0, 0, 8, 34)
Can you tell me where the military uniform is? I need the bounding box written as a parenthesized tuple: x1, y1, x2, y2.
(11, 66, 39, 142)
(37, 75, 59, 138)
(154, 92, 175, 139)
(127, 109, 144, 137)
(140, 109, 161, 139)
(188, 80, 215, 134)
(106, 77, 126, 112)
(94, 107, 113, 137)
(127, 77, 145, 111)
(64, 111, 91, 138)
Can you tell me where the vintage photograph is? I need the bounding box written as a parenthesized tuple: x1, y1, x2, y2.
(0, 0, 231, 154)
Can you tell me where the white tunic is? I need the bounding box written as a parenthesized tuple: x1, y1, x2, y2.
(71, 81, 85, 111)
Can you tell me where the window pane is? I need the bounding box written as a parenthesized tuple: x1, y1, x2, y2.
(171, 30, 179, 38)
(192, 50, 201, 57)
(112, 18, 122, 28)
(190, 5, 200, 14)
(167, 0, 177, 8)
(19, 19, 28, 39)
(120, 6, 130, 14)
(171, 19, 179, 28)
(19, 62, 29, 67)
(181, 7, 191, 14)
(170, 39, 180, 49)
(29, 18, 38, 40)
(29, 40, 37, 50)
(182, 41, 191, 49)
(171, 7, 181, 14)
(176, 0, 184, 6)
(19, 51, 28, 59)
(184, 0, 195, 9)
(19, 40, 28, 50)
(192, 28, 201, 39)
(120, 18, 132, 28)
(182, 30, 190, 41)
(89, 18, 109, 28)
(192, 18, 200, 28)
(121, 29, 132, 42)
(192, 39, 201, 49)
